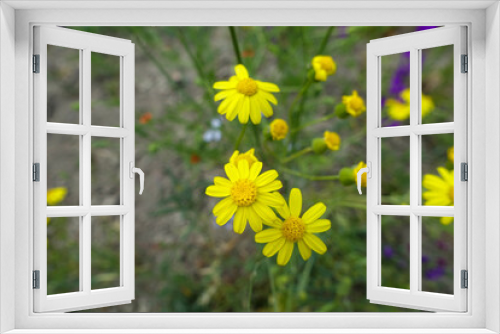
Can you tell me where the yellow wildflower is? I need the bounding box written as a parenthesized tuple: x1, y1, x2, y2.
(213, 64, 280, 124)
(342, 90, 366, 117)
(255, 188, 331, 266)
(353, 162, 367, 187)
(47, 187, 67, 206)
(270, 119, 288, 140)
(324, 131, 341, 151)
(448, 147, 454, 163)
(206, 161, 284, 234)
(230, 148, 259, 168)
(385, 88, 435, 121)
(423, 167, 454, 225)
(312, 56, 336, 81)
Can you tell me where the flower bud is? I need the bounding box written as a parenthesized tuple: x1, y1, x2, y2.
(339, 167, 355, 186)
(335, 103, 349, 119)
(312, 138, 327, 154)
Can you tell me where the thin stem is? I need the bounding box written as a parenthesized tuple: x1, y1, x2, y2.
(316, 26, 335, 55)
(229, 27, 243, 64)
(234, 123, 248, 151)
(281, 167, 340, 181)
(267, 260, 279, 312)
(290, 112, 337, 135)
(281, 147, 313, 164)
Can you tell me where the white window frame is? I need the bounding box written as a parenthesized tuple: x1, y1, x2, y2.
(366, 26, 467, 312)
(0, 1, 499, 333)
(33, 26, 136, 313)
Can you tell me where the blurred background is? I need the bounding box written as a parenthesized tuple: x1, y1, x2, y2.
(45, 26, 454, 312)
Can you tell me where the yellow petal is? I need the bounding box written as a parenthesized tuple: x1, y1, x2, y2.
(255, 170, 278, 187)
(217, 94, 236, 114)
(306, 219, 331, 233)
(275, 193, 291, 219)
(213, 197, 235, 216)
(263, 237, 286, 257)
(226, 95, 244, 121)
(257, 192, 285, 207)
(252, 201, 278, 223)
(238, 159, 250, 179)
(257, 81, 280, 92)
(224, 163, 239, 182)
(289, 188, 302, 218)
(214, 89, 236, 102)
(277, 241, 294, 266)
(258, 97, 273, 117)
(206, 185, 230, 198)
(248, 161, 263, 181)
(234, 64, 249, 80)
(303, 233, 327, 254)
(302, 202, 327, 224)
(248, 207, 263, 232)
(255, 228, 282, 243)
(437, 167, 454, 185)
(213, 177, 232, 188)
(441, 217, 454, 225)
(260, 91, 278, 105)
(238, 96, 250, 124)
(297, 239, 312, 261)
(215, 205, 237, 226)
(315, 70, 327, 82)
(214, 81, 237, 90)
(249, 97, 262, 124)
(257, 180, 283, 194)
(233, 208, 247, 234)
(423, 174, 448, 191)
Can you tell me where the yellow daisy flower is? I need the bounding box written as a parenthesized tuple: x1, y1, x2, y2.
(342, 90, 366, 117)
(385, 88, 435, 121)
(230, 148, 259, 168)
(448, 147, 454, 163)
(206, 160, 284, 234)
(213, 64, 280, 124)
(312, 55, 336, 81)
(47, 187, 67, 206)
(324, 131, 341, 151)
(255, 188, 331, 266)
(423, 167, 454, 225)
(352, 162, 367, 187)
(270, 119, 288, 140)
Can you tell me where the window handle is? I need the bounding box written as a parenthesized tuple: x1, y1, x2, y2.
(357, 162, 371, 195)
(129, 162, 144, 195)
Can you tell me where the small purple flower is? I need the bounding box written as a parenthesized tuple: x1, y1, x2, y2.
(437, 258, 447, 267)
(426, 266, 445, 280)
(337, 26, 348, 39)
(389, 53, 410, 97)
(382, 117, 402, 127)
(383, 245, 394, 258)
(422, 255, 430, 264)
(416, 26, 439, 32)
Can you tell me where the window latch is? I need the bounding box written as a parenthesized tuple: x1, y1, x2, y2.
(357, 161, 371, 195)
(129, 162, 144, 195)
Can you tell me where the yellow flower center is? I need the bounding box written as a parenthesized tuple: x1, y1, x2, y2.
(449, 185, 454, 203)
(231, 179, 257, 207)
(237, 78, 258, 96)
(350, 96, 363, 111)
(282, 217, 306, 242)
(318, 58, 334, 72)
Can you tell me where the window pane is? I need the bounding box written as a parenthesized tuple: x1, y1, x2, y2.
(421, 45, 454, 124)
(421, 216, 454, 294)
(381, 136, 410, 205)
(91, 52, 120, 127)
(47, 45, 80, 124)
(91, 216, 121, 290)
(421, 133, 454, 206)
(381, 215, 410, 289)
(381, 52, 410, 127)
(91, 137, 121, 205)
(47, 217, 80, 295)
(47, 134, 80, 206)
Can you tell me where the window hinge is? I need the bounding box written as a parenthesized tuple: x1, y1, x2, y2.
(461, 54, 468, 73)
(33, 54, 40, 73)
(461, 162, 468, 181)
(461, 270, 468, 289)
(33, 163, 40, 182)
(33, 270, 40, 289)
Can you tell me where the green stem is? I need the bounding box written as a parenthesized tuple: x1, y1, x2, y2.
(281, 167, 340, 181)
(287, 78, 314, 130)
(281, 147, 313, 164)
(267, 260, 279, 312)
(234, 123, 248, 151)
(290, 113, 337, 135)
(316, 26, 335, 55)
(229, 27, 243, 64)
